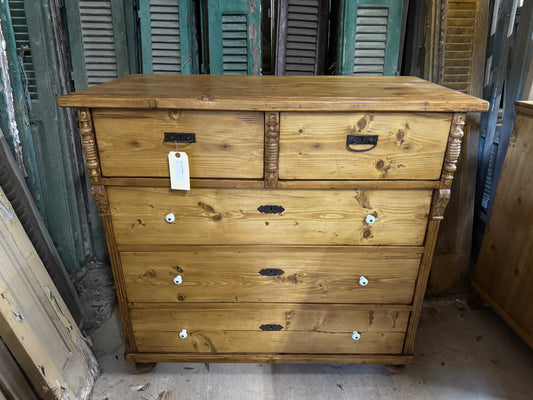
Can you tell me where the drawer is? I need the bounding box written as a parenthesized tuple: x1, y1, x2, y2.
(122, 249, 421, 304)
(131, 304, 409, 354)
(91, 109, 264, 179)
(279, 112, 452, 180)
(109, 187, 432, 246)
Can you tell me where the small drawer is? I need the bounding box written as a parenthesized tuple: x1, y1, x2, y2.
(121, 249, 421, 304)
(279, 112, 452, 180)
(131, 304, 409, 354)
(91, 109, 264, 179)
(109, 187, 432, 246)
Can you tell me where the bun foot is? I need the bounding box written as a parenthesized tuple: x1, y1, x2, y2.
(385, 364, 405, 374)
(135, 362, 157, 373)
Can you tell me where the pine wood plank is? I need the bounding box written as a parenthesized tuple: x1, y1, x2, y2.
(57, 75, 489, 112)
(279, 112, 452, 180)
(92, 109, 264, 178)
(108, 187, 432, 246)
(121, 250, 422, 304)
(131, 305, 408, 354)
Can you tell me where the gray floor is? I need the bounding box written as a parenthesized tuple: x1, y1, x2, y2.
(89, 297, 533, 400)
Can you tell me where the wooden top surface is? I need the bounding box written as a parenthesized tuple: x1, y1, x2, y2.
(516, 101, 533, 110)
(57, 74, 489, 112)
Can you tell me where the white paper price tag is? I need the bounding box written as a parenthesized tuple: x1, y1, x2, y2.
(168, 151, 190, 190)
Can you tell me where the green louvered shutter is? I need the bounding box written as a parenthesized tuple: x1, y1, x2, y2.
(207, 0, 262, 75)
(337, 0, 403, 75)
(65, 0, 134, 89)
(139, 0, 198, 74)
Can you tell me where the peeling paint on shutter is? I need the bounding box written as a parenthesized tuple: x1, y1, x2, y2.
(276, 0, 328, 75)
(79, 0, 119, 86)
(8, 0, 37, 100)
(207, 0, 262, 75)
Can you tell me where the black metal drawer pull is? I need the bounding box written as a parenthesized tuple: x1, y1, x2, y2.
(259, 268, 285, 276)
(346, 134, 378, 152)
(257, 205, 285, 214)
(164, 132, 196, 143)
(260, 324, 284, 331)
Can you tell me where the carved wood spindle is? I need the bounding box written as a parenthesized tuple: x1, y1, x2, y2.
(432, 112, 466, 219)
(264, 112, 280, 188)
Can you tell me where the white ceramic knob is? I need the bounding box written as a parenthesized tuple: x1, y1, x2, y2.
(173, 275, 183, 285)
(352, 331, 361, 341)
(178, 329, 188, 339)
(365, 215, 376, 224)
(359, 276, 369, 286)
(165, 213, 175, 223)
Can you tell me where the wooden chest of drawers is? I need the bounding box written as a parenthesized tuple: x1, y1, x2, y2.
(58, 75, 488, 370)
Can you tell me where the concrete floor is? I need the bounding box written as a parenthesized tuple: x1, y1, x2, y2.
(89, 297, 533, 400)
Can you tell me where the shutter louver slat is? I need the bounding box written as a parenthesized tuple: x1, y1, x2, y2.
(8, 0, 38, 100)
(79, 0, 119, 86)
(353, 6, 388, 76)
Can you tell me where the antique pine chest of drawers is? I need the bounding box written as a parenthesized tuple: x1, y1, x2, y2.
(58, 75, 488, 371)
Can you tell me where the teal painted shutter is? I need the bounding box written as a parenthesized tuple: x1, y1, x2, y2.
(207, 0, 262, 75)
(139, 0, 197, 74)
(65, 0, 133, 89)
(338, 0, 403, 76)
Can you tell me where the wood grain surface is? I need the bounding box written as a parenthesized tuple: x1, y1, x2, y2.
(472, 102, 533, 349)
(121, 249, 422, 304)
(57, 75, 489, 112)
(108, 187, 432, 246)
(279, 112, 451, 180)
(131, 304, 409, 354)
(92, 109, 264, 178)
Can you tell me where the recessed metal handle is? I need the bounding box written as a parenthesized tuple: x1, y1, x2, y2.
(346, 135, 378, 152)
(257, 205, 285, 214)
(259, 268, 285, 276)
(164, 132, 196, 143)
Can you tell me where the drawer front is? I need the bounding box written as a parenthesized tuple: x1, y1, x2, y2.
(131, 305, 409, 354)
(91, 109, 264, 179)
(279, 112, 452, 180)
(122, 250, 421, 304)
(109, 187, 432, 246)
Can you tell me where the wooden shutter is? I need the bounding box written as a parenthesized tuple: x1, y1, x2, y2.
(276, 0, 328, 75)
(207, 0, 262, 75)
(65, 0, 133, 89)
(337, 0, 403, 76)
(139, 0, 197, 74)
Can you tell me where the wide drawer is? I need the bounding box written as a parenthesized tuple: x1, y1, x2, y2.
(122, 249, 421, 304)
(131, 304, 409, 354)
(109, 187, 432, 246)
(91, 109, 264, 178)
(279, 112, 452, 180)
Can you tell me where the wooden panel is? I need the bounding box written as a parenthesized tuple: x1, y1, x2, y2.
(472, 102, 533, 349)
(108, 187, 432, 246)
(131, 304, 409, 354)
(92, 109, 264, 178)
(121, 249, 421, 304)
(56, 75, 490, 112)
(279, 112, 452, 180)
